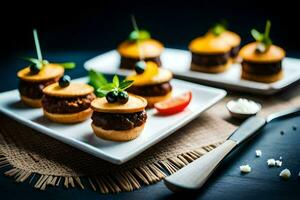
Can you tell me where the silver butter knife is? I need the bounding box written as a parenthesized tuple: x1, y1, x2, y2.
(164, 107, 300, 192)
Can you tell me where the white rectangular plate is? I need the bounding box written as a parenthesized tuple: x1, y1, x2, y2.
(84, 48, 300, 95)
(0, 77, 226, 164)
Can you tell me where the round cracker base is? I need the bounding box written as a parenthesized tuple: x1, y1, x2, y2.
(143, 92, 172, 108)
(20, 95, 42, 108)
(190, 61, 231, 73)
(91, 123, 145, 142)
(43, 108, 93, 123)
(241, 70, 283, 83)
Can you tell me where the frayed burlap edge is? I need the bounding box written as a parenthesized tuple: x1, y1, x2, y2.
(0, 143, 220, 193)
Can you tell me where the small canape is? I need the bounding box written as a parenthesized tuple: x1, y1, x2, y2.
(126, 61, 173, 108)
(89, 75, 147, 141)
(239, 20, 285, 83)
(42, 75, 95, 123)
(91, 94, 147, 141)
(117, 16, 164, 69)
(205, 22, 241, 59)
(18, 64, 64, 108)
(189, 33, 232, 73)
(17, 29, 75, 108)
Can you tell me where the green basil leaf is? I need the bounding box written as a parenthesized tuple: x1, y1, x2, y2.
(21, 57, 40, 64)
(251, 29, 263, 42)
(88, 70, 108, 89)
(112, 75, 119, 88)
(119, 80, 134, 91)
(96, 88, 109, 97)
(99, 83, 116, 91)
(58, 62, 76, 69)
(128, 30, 151, 41)
(211, 25, 226, 36)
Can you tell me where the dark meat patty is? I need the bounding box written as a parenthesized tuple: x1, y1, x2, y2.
(92, 111, 147, 131)
(120, 56, 161, 69)
(230, 45, 240, 58)
(242, 60, 282, 75)
(127, 82, 172, 97)
(42, 93, 96, 114)
(18, 78, 59, 99)
(191, 52, 230, 66)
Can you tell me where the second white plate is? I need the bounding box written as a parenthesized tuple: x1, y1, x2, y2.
(84, 48, 300, 95)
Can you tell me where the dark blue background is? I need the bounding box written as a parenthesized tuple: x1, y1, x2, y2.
(1, 0, 299, 59)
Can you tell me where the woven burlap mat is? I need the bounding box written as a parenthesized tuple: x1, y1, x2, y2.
(1, 83, 300, 193)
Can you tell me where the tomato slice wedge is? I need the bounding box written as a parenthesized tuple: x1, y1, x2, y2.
(154, 91, 192, 115)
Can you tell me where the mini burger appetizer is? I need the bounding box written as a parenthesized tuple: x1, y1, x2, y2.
(239, 20, 285, 83)
(117, 16, 164, 69)
(42, 75, 95, 123)
(126, 61, 173, 108)
(89, 74, 147, 141)
(189, 29, 232, 73)
(17, 29, 75, 108)
(208, 22, 241, 59)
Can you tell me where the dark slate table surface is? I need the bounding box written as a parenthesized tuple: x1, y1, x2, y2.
(1, 51, 300, 200)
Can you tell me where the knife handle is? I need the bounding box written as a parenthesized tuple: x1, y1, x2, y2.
(164, 139, 237, 192)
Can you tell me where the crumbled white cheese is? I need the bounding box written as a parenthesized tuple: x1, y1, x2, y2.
(279, 156, 282, 160)
(267, 159, 276, 167)
(255, 150, 262, 157)
(279, 169, 291, 179)
(240, 165, 251, 173)
(228, 98, 260, 114)
(275, 160, 282, 167)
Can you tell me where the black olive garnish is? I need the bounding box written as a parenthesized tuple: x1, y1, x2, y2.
(59, 75, 71, 88)
(135, 61, 146, 74)
(118, 91, 129, 104)
(106, 91, 118, 103)
(29, 63, 41, 74)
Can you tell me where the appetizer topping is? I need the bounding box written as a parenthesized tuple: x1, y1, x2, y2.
(59, 75, 71, 88)
(106, 91, 119, 103)
(154, 91, 192, 115)
(255, 150, 262, 157)
(29, 63, 42, 74)
(21, 29, 75, 76)
(127, 62, 172, 86)
(117, 91, 129, 104)
(135, 61, 146, 74)
(92, 110, 147, 131)
(43, 82, 94, 97)
(42, 93, 96, 114)
(91, 94, 147, 114)
(251, 20, 272, 53)
(210, 21, 227, 36)
(279, 169, 291, 179)
(240, 164, 251, 173)
(129, 15, 151, 42)
(93, 74, 133, 104)
(129, 30, 151, 41)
